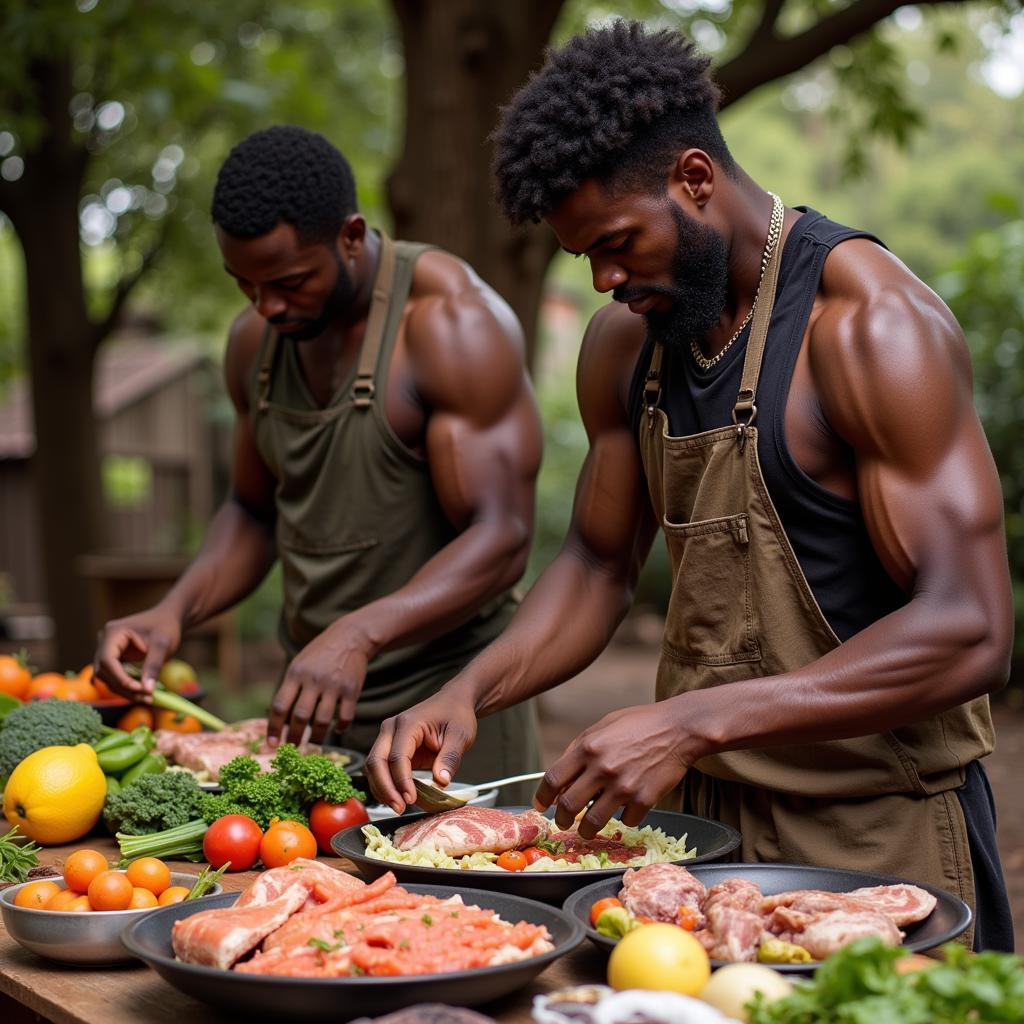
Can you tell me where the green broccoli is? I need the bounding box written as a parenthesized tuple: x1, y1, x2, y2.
(0, 699, 104, 777)
(103, 770, 206, 835)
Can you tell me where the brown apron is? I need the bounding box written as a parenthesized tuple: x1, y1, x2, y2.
(637, 222, 991, 945)
(250, 232, 541, 797)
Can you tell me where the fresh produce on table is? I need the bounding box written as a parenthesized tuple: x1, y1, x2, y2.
(699, 964, 793, 1023)
(259, 819, 317, 867)
(3, 743, 107, 844)
(154, 709, 202, 733)
(158, 658, 202, 696)
(0, 825, 41, 884)
(203, 814, 263, 871)
(113, 743, 366, 864)
(746, 938, 1024, 1023)
(103, 770, 206, 836)
(0, 651, 33, 700)
(607, 923, 712, 996)
(308, 797, 370, 854)
(0, 699, 103, 778)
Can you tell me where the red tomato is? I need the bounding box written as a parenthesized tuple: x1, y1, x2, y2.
(259, 822, 317, 868)
(522, 846, 549, 865)
(590, 896, 624, 926)
(496, 850, 529, 871)
(202, 815, 263, 871)
(308, 798, 370, 854)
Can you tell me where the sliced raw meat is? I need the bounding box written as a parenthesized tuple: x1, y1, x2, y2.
(172, 882, 310, 969)
(798, 910, 904, 959)
(703, 904, 766, 962)
(619, 863, 707, 925)
(392, 807, 550, 856)
(234, 858, 363, 908)
(761, 890, 876, 915)
(846, 884, 937, 926)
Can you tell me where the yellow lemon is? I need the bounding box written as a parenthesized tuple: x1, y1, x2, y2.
(3, 744, 106, 845)
(608, 923, 712, 995)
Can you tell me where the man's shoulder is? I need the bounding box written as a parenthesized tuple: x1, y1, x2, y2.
(224, 307, 268, 407)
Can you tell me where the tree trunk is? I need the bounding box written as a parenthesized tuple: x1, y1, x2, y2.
(388, 0, 565, 369)
(4, 58, 103, 668)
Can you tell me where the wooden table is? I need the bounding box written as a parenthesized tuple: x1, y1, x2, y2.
(0, 838, 610, 1024)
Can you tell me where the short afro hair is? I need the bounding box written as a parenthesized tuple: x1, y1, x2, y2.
(493, 20, 735, 224)
(211, 125, 357, 245)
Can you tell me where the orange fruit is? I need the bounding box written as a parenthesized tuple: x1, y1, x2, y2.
(3, 744, 107, 845)
(26, 673, 66, 700)
(154, 709, 202, 733)
(157, 886, 191, 906)
(259, 821, 317, 868)
(65, 894, 92, 912)
(128, 887, 159, 909)
(125, 857, 171, 896)
(14, 880, 61, 909)
(44, 889, 80, 911)
(116, 706, 154, 731)
(87, 870, 134, 911)
(63, 849, 110, 894)
(0, 652, 32, 699)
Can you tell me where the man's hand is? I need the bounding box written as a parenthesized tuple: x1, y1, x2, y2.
(267, 622, 376, 746)
(534, 702, 693, 839)
(366, 690, 479, 814)
(93, 607, 183, 701)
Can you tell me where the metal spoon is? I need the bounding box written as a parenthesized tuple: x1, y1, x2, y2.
(412, 770, 547, 814)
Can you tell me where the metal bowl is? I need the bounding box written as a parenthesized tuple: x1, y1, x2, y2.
(0, 870, 224, 965)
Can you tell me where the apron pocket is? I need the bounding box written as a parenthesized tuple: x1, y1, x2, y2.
(661, 512, 761, 666)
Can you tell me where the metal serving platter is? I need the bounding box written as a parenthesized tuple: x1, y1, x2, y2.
(562, 863, 972, 972)
(332, 805, 741, 904)
(121, 884, 583, 1020)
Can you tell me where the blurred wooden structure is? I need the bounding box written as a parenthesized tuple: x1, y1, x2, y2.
(0, 337, 237, 685)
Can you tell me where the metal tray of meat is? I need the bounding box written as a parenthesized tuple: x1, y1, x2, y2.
(121, 884, 583, 1020)
(562, 863, 972, 971)
(332, 805, 741, 904)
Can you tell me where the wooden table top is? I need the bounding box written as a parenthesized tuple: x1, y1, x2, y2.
(0, 836, 609, 1024)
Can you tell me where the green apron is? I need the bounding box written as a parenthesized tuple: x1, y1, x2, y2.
(250, 232, 541, 795)
(637, 224, 994, 945)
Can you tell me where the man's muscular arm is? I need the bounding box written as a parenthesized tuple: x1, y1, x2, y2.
(540, 242, 1013, 837)
(268, 261, 543, 744)
(366, 303, 659, 812)
(94, 312, 279, 698)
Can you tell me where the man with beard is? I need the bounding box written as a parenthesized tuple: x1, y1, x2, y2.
(366, 24, 1014, 949)
(94, 126, 543, 787)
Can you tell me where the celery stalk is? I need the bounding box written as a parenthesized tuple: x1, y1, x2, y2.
(151, 688, 227, 732)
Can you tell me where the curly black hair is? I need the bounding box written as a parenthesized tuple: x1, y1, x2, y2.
(211, 125, 357, 245)
(493, 20, 735, 225)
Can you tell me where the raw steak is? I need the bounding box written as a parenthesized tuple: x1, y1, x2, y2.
(798, 910, 904, 959)
(619, 863, 707, 925)
(392, 807, 550, 856)
(234, 858, 363, 909)
(846, 884, 937, 925)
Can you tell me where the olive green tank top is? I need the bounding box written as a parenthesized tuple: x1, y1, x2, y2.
(249, 232, 515, 717)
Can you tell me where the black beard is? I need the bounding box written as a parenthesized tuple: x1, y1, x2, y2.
(615, 203, 730, 351)
(271, 251, 355, 342)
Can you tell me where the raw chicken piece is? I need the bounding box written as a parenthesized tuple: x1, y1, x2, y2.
(619, 863, 707, 926)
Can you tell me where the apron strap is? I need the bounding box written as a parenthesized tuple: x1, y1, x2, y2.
(353, 232, 397, 410)
(732, 201, 784, 449)
(643, 341, 665, 431)
(255, 324, 280, 413)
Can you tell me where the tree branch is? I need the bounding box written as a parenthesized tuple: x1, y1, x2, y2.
(89, 222, 168, 352)
(716, 0, 966, 107)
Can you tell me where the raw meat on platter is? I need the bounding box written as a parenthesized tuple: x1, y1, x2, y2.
(608, 864, 938, 963)
(171, 860, 554, 977)
(392, 807, 551, 856)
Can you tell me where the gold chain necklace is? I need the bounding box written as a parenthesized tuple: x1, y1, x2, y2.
(690, 192, 784, 372)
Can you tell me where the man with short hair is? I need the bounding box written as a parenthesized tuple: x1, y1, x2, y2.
(367, 22, 1014, 950)
(95, 126, 542, 787)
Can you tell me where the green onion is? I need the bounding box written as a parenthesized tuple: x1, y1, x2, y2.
(151, 689, 227, 732)
(116, 819, 208, 865)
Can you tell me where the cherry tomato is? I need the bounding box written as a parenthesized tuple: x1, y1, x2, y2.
(496, 850, 529, 871)
(154, 709, 202, 733)
(116, 706, 154, 731)
(259, 822, 317, 868)
(308, 798, 370, 854)
(590, 896, 624, 926)
(202, 814, 263, 871)
(522, 847, 549, 865)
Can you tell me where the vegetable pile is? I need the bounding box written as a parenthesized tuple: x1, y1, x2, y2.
(747, 938, 1024, 1024)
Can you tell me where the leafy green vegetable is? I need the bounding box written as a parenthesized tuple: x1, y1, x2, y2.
(103, 770, 205, 835)
(186, 862, 228, 900)
(0, 826, 41, 883)
(116, 819, 208, 864)
(198, 744, 364, 830)
(0, 699, 104, 776)
(748, 938, 1024, 1024)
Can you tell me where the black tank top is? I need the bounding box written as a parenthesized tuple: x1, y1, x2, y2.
(629, 208, 907, 641)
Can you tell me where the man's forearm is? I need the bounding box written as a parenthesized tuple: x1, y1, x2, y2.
(160, 497, 277, 628)
(439, 543, 636, 717)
